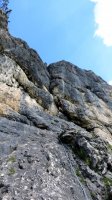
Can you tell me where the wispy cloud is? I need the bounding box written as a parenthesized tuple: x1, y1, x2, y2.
(108, 80, 112, 85)
(90, 0, 112, 46)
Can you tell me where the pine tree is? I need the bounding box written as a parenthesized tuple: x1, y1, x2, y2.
(0, 0, 9, 13)
(0, 0, 11, 20)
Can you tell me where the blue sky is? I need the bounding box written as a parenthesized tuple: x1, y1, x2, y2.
(9, 0, 112, 83)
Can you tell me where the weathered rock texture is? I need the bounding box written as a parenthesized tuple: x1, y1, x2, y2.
(0, 10, 112, 200)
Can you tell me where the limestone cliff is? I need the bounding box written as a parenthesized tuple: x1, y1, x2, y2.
(0, 10, 112, 200)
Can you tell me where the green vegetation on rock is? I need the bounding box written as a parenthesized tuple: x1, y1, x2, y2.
(8, 156, 16, 163)
(103, 177, 112, 187)
(8, 167, 16, 175)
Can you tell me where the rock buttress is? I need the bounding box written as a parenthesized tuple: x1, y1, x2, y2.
(0, 10, 112, 200)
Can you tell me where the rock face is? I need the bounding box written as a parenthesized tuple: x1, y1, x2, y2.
(0, 10, 112, 200)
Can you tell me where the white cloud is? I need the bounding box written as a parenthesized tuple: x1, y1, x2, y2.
(108, 80, 112, 85)
(90, 0, 112, 46)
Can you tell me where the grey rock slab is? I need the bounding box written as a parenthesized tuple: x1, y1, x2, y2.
(0, 117, 91, 200)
